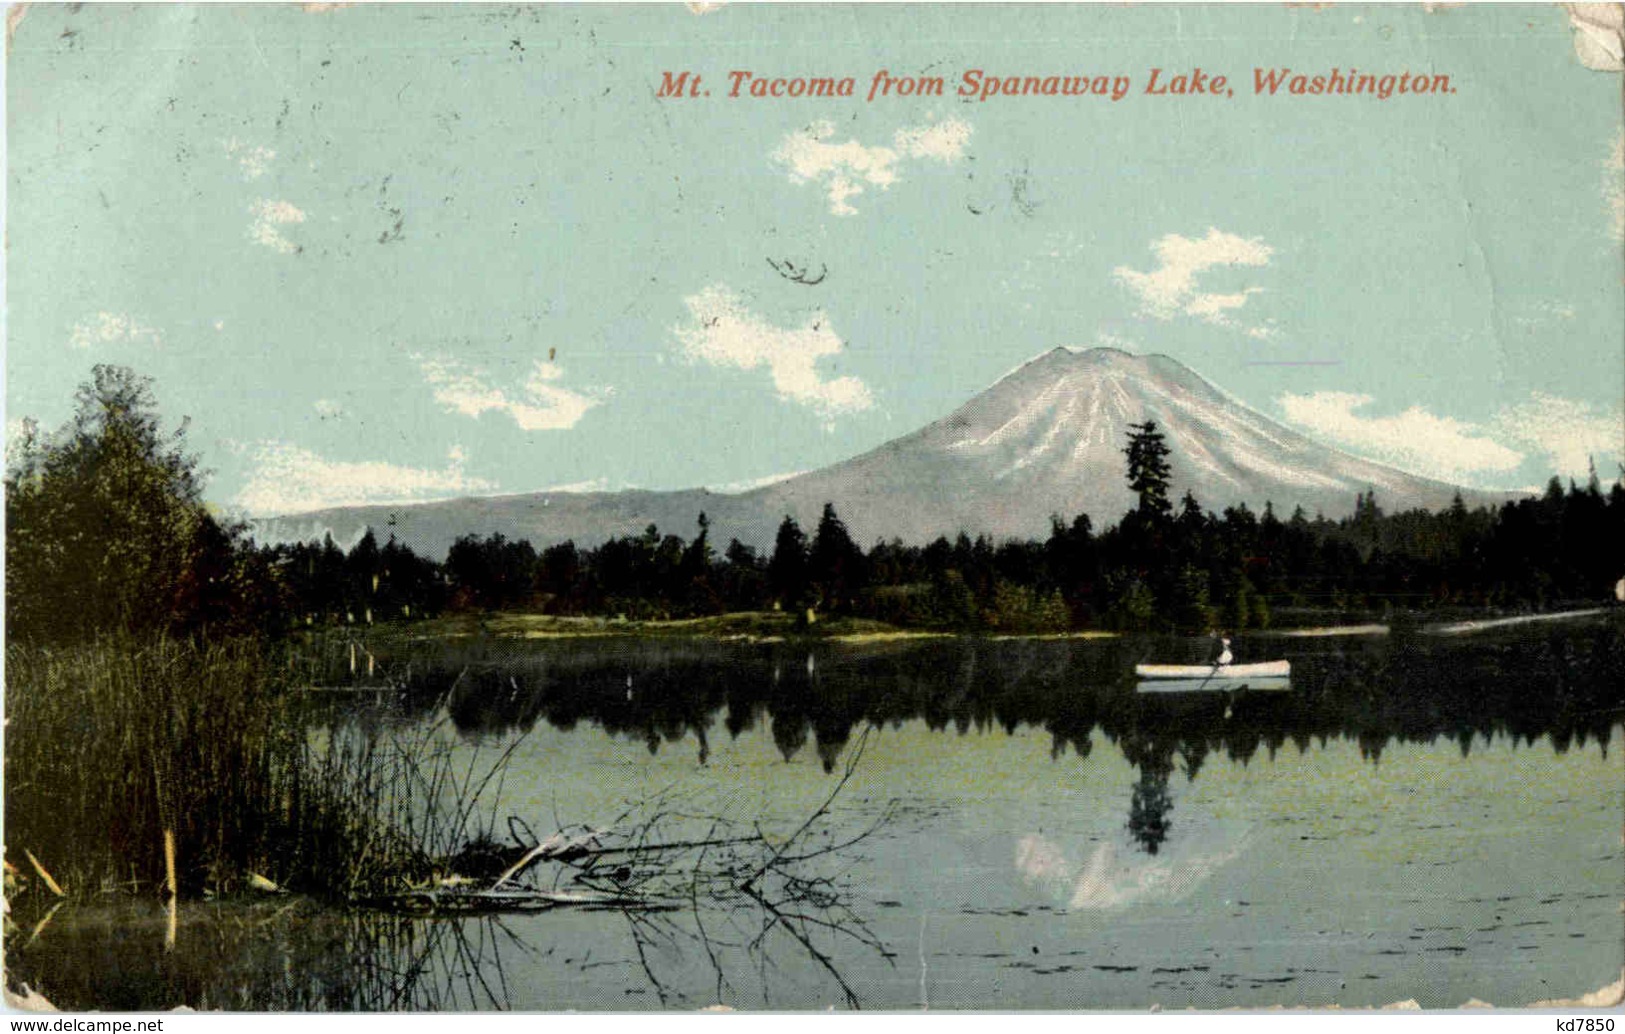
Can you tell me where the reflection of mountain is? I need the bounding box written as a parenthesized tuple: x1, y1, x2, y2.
(252, 348, 1511, 556)
(1016, 824, 1252, 909)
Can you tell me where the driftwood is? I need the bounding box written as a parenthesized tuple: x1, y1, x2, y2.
(348, 727, 895, 1007)
(359, 886, 678, 914)
(359, 728, 890, 915)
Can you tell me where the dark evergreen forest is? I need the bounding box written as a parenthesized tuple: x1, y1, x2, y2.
(225, 425, 1625, 637)
(9, 368, 1623, 644)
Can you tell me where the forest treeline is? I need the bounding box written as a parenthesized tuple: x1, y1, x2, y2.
(7, 364, 1624, 644)
(265, 458, 1624, 635)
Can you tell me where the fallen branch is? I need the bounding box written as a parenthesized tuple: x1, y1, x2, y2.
(361, 886, 679, 915)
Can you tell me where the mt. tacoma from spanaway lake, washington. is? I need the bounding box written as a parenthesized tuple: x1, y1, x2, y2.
(251, 347, 1512, 557)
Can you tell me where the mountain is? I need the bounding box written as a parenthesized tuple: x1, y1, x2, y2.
(249, 347, 1510, 556)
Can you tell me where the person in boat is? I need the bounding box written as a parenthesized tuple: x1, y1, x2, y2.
(1213, 635, 1233, 668)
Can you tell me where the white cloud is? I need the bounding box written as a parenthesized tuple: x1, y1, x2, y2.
(224, 138, 277, 180)
(1279, 389, 1622, 485)
(1114, 228, 1274, 336)
(249, 198, 306, 254)
(673, 285, 873, 420)
(234, 443, 495, 515)
(772, 116, 972, 216)
(1494, 391, 1622, 479)
(69, 312, 162, 349)
(707, 469, 806, 493)
(313, 398, 345, 420)
(893, 118, 974, 162)
(416, 355, 600, 431)
(539, 477, 611, 494)
(1278, 391, 1525, 482)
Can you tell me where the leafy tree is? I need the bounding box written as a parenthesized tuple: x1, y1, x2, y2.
(719, 538, 768, 610)
(1168, 564, 1217, 634)
(927, 569, 979, 629)
(445, 532, 537, 610)
(5, 365, 244, 640)
(536, 540, 583, 611)
(378, 533, 444, 619)
(1103, 572, 1156, 631)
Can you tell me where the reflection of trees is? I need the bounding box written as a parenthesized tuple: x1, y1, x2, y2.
(599, 740, 894, 1008)
(1112, 697, 1186, 855)
(1126, 760, 1174, 854)
(367, 622, 1622, 793)
(16, 735, 897, 1011)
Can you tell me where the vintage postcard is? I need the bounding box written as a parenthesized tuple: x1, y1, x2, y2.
(4, 2, 1622, 1014)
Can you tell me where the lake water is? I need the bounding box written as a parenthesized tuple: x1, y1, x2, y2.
(13, 621, 1623, 1011)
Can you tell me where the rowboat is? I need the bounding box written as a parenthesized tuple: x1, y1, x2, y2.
(1133, 661, 1290, 679)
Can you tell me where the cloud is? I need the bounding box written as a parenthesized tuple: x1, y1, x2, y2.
(69, 312, 162, 349)
(707, 469, 806, 493)
(1277, 391, 1525, 481)
(1114, 228, 1275, 336)
(233, 443, 495, 515)
(416, 355, 600, 431)
(224, 138, 277, 180)
(772, 116, 972, 216)
(1279, 389, 1622, 484)
(1494, 391, 1622, 479)
(313, 398, 345, 421)
(673, 285, 873, 420)
(538, 477, 612, 494)
(249, 198, 306, 254)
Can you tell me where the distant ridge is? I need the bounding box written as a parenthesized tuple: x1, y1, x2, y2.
(251, 347, 1512, 557)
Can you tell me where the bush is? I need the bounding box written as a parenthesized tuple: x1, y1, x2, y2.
(5, 366, 258, 641)
(985, 581, 1071, 633)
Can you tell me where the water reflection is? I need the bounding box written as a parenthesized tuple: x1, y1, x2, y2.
(4, 901, 522, 1011)
(11, 839, 895, 1011)
(1016, 818, 1252, 911)
(331, 621, 1621, 859)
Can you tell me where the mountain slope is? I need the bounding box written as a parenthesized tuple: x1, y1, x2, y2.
(251, 347, 1510, 556)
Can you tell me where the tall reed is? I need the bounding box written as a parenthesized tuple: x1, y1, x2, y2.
(4, 635, 495, 901)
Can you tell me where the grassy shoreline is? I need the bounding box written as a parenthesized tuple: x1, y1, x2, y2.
(363, 603, 1618, 647)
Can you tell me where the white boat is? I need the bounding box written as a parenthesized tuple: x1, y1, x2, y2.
(1134, 661, 1290, 679)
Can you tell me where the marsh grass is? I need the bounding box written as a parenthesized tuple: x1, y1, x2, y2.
(3, 634, 516, 906)
(6, 636, 292, 898)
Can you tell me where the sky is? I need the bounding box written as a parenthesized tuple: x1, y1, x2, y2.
(6, 4, 1622, 518)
